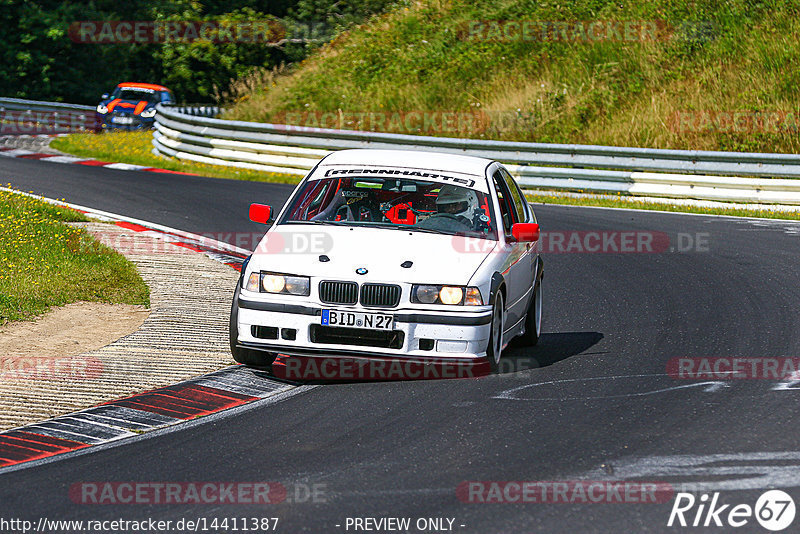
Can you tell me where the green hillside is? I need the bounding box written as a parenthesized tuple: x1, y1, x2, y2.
(225, 0, 800, 153)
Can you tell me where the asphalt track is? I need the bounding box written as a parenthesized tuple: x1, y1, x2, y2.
(3, 155, 800, 533)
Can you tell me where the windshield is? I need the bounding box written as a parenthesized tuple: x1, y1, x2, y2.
(280, 176, 497, 240)
(112, 88, 159, 102)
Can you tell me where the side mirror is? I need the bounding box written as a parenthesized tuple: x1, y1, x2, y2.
(511, 222, 540, 242)
(249, 203, 272, 224)
(101, 93, 109, 100)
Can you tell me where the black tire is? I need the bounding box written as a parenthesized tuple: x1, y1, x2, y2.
(518, 279, 542, 347)
(229, 286, 277, 368)
(486, 291, 505, 373)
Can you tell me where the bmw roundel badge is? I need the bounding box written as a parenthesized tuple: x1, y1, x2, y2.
(356, 267, 368, 275)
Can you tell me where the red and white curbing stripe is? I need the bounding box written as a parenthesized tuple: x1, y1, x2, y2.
(0, 146, 198, 175)
(0, 367, 299, 469)
(0, 190, 299, 470)
(104, 219, 249, 272)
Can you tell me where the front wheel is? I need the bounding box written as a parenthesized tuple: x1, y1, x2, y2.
(229, 286, 277, 368)
(486, 291, 505, 373)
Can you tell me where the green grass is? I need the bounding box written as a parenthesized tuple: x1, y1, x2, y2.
(526, 192, 800, 220)
(0, 187, 150, 324)
(225, 0, 800, 154)
(51, 131, 301, 184)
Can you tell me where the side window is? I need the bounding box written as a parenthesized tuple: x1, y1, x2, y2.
(491, 171, 514, 234)
(500, 168, 528, 223)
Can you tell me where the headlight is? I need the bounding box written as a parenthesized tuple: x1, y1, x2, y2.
(413, 285, 440, 304)
(439, 286, 464, 305)
(262, 274, 286, 293)
(284, 277, 310, 295)
(411, 285, 483, 305)
(245, 271, 309, 296)
(140, 108, 157, 118)
(96, 104, 108, 114)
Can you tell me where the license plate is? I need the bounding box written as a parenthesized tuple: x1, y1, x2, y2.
(112, 116, 134, 124)
(321, 309, 393, 330)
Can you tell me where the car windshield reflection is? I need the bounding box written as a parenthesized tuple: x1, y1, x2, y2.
(280, 177, 497, 240)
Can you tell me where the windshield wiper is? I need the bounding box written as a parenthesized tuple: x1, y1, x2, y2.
(286, 220, 460, 236)
(282, 220, 346, 227)
(399, 226, 451, 235)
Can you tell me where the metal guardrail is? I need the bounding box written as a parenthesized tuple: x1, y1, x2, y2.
(166, 105, 221, 118)
(5, 97, 800, 204)
(0, 97, 94, 113)
(0, 98, 221, 135)
(152, 104, 800, 205)
(0, 97, 98, 134)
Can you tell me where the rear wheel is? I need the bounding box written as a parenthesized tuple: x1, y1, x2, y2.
(518, 280, 542, 346)
(229, 286, 277, 368)
(486, 292, 505, 373)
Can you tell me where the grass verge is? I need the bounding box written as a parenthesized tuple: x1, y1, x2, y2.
(0, 187, 150, 324)
(526, 192, 800, 220)
(225, 0, 800, 154)
(50, 131, 301, 184)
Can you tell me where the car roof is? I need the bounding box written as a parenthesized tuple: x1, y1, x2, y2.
(319, 149, 495, 177)
(117, 82, 171, 92)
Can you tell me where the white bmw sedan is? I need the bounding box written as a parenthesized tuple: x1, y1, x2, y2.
(230, 149, 543, 373)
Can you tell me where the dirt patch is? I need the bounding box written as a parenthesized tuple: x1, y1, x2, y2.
(0, 301, 150, 361)
(0, 222, 238, 430)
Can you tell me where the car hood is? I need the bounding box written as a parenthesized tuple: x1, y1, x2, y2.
(248, 224, 496, 285)
(104, 99, 154, 115)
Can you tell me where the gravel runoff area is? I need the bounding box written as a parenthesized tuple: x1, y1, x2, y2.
(0, 222, 240, 430)
(0, 134, 67, 155)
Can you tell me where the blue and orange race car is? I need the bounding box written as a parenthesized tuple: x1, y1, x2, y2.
(96, 82, 174, 130)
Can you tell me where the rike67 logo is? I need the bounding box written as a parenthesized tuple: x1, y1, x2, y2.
(668, 490, 796, 531)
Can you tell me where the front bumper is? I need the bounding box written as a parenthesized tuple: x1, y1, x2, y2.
(99, 114, 155, 131)
(236, 294, 493, 360)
